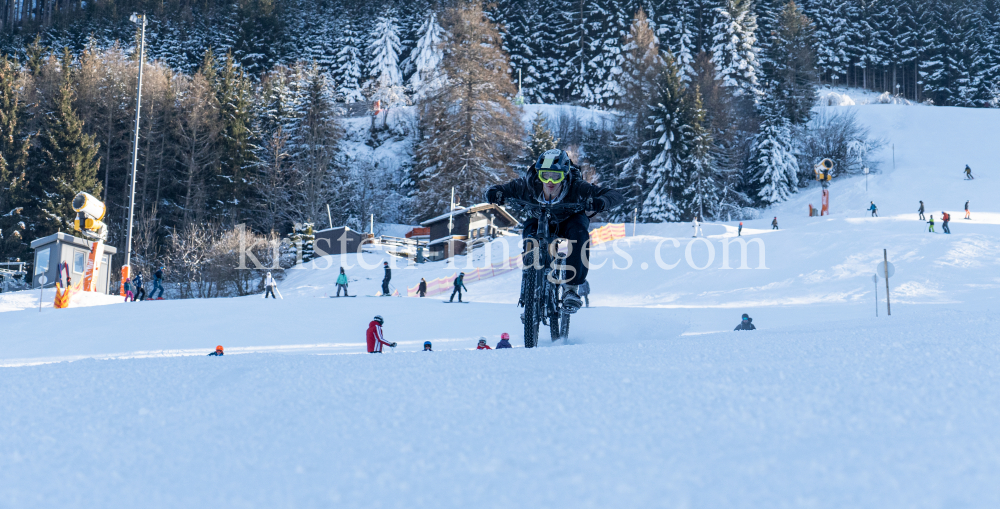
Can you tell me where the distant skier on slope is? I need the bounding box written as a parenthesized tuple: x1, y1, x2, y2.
(149, 266, 165, 300)
(336, 267, 350, 297)
(691, 216, 701, 237)
(869, 201, 878, 217)
(208, 345, 224, 356)
(418, 278, 427, 297)
(918, 201, 925, 221)
(771, 217, 779, 230)
(449, 272, 468, 302)
(928, 215, 935, 233)
(123, 278, 133, 302)
(264, 272, 277, 299)
(476, 338, 492, 350)
(496, 333, 512, 349)
(734, 313, 756, 331)
(941, 211, 951, 234)
(738, 222, 743, 236)
(579, 280, 590, 308)
(382, 261, 392, 296)
(133, 272, 145, 302)
(423, 341, 433, 351)
(964, 200, 970, 220)
(964, 165, 974, 179)
(366, 315, 396, 353)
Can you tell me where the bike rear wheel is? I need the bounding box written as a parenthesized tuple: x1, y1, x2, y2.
(559, 311, 570, 340)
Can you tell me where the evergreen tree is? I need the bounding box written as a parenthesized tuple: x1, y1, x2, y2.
(0, 56, 31, 260)
(680, 87, 717, 219)
(805, 0, 849, 83)
(288, 221, 316, 262)
(759, 1, 817, 125)
(29, 48, 103, 235)
(368, 12, 404, 89)
(586, 0, 631, 107)
(408, 12, 445, 102)
(641, 51, 687, 222)
(750, 94, 798, 206)
(287, 64, 342, 226)
(212, 52, 257, 223)
(710, 0, 760, 97)
(334, 13, 366, 102)
(527, 111, 559, 162)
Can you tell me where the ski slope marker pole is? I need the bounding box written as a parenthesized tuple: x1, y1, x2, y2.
(883, 249, 891, 316)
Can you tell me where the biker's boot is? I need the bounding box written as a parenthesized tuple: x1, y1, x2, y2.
(562, 284, 583, 313)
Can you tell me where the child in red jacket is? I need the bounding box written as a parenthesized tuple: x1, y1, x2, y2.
(476, 338, 492, 350)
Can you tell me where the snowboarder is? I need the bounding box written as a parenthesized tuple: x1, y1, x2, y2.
(928, 215, 935, 233)
(496, 333, 512, 349)
(423, 341, 432, 351)
(366, 315, 396, 353)
(418, 278, 427, 297)
(771, 217, 779, 230)
(336, 267, 349, 297)
(734, 313, 756, 331)
(918, 201, 925, 221)
(485, 149, 623, 313)
(738, 222, 743, 237)
(123, 278, 133, 302)
(579, 280, 590, 308)
(964, 165, 974, 179)
(476, 338, 492, 350)
(449, 272, 467, 302)
(964, 200, 970, 220)
(149, 266, 164, 300)
(381, 261, 391, 296)
(941, 211, 951, 234)
(208, 345, 224, 356)
(264, 271, 277, 299)
(869, 201, 878, 217)
(133, 272, 145, 302)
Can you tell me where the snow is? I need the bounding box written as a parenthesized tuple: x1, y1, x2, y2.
(3, 97, 1000, 507)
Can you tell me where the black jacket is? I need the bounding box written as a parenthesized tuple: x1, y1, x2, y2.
(383, 266, 391, 282)
(734, 318, 756, 331)
(487, 163, 624, 223)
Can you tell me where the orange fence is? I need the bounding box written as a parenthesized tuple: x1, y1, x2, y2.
(589, 223, 627, 245)
(408, 254, 522, 297)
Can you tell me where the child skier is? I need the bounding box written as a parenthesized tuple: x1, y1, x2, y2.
(264, 272, 277, 299)
(771, 217, 779, 230)
(133, 272, 145, 301)
(423, 341, 433, 351)
(928, 215, 935, 233)
(123, 278, 134, 302)
(449, 272, 468, 303)
(418, 278, 427, 297)
(336, 267, 349, 296)
(366, 315, 396, 353)
(965, 200, 970, 219)
(738, 222, 743, 236)
(496, 333, 512, 349)
(208, 345, 224, 356)
(476, 338, 492, 350)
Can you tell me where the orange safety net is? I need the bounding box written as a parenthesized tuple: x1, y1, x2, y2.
(588, 223, 627, 245)
(407, 254, 523, 297)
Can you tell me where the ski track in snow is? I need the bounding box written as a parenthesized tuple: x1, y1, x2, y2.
(3, 101, 1000, 508)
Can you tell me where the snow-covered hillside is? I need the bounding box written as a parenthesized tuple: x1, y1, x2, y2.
(2, 101, 999, 508)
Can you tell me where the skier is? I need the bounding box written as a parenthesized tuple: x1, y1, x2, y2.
(691, 216, 700, 237)
(928, 215, 935, 233)
(366, 315, 396, 353)
(579, 280, 590, 308)
(964, 200, 970, 220)
(336, 267, 349, 297)
(476, 338, 492, 350)
(123, 278, 133, 302)
(941, 211, 951, 234)
(869, 201, 878, 217)
(738, 222, 743, 237)
(149, 266, 164, 300)
(208, 345, 224, 356)
(484, 148, 624, 313)
(734, 313, 756, 331)
(423, 341, 432, 352)
(918, 201, 925, 221)
(449, 272, 468, 302)
(133, 272, 145, 302)
(771, 217, 779, 230)
(964, 165, 974, 179)
(418, 278, 427, 297)
(496, 333, 512, 349)
(381, 261, 391, 296)
(264, 271, 277, 299)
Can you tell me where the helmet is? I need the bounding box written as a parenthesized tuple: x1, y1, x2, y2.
(501, 332, 510, 340)
(216, 345, 224, 352)
(536, 149, 571, 173)
(478, 337, 487, 344)
(374, 315, 384, 325)
(423, 341, 432, 350)
(741, 313, 749, 320)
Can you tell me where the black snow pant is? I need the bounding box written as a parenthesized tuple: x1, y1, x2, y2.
(265, 287, 276, 299)
(772, 224, 778, 230)
(135, 287, 146, 301)
(336, 284, 349, 296)
(871, 209, 878, 217)
(382, 279, 390, 295)
(919, 212, 925, 220)
(522, 212, 590, 286)
(449, 287, 463, 302)
(943, 222, 950, 234)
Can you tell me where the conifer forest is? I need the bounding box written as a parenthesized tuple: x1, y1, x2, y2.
(1, 0, 998, 295)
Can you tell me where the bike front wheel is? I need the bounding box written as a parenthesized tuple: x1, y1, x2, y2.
(522, 266, 541, 348)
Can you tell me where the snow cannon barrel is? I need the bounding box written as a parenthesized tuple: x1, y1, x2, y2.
(72, 192, 106, 221)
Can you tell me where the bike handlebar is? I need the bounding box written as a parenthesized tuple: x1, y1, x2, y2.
(504, 198, 587, 215)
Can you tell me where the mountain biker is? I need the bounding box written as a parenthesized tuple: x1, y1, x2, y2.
(484, 149, 623, 312)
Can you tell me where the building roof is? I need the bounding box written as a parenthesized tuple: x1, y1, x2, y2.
(420, 203, 520, 227)
(29, 232, 118, 254)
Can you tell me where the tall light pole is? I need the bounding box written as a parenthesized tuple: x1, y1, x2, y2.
(124, 12, 146, 276)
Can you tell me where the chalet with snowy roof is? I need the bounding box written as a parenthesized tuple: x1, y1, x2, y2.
(420, 204, 519, 260)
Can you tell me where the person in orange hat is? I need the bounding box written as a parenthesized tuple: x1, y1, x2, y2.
(208, 345, 224, 356)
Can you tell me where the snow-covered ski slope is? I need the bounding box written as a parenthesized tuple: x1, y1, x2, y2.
(2, 101, 1000, 508)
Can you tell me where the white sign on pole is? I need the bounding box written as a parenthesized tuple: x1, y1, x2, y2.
(37, 274, 47, 312)
(876, 261, 895, 278)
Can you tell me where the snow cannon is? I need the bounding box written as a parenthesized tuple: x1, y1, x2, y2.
(72, 192, 108, 241)
(813, 159, 833, 216)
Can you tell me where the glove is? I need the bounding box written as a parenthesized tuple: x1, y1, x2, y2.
(485, 187, 504, 205)
(390, 342, 398, 348)
(588, 196, 608, 213)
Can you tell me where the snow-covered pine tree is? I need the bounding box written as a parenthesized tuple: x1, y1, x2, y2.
(499, 0, 542, 102)
(921, 1, 977, 106)
(750, 92, 798, 206)
(710, 0, 760, 98)
(759, 1, 817, 125)
(641, 51, 686, 222)
(0, 55, 32, 261)
(367, 11, 403, 90)
(587, 0, 631, 107)
(398, 0, 432, 83)
(680, 87, 718, 220)
(334, 13, 365, 103)
(805, 0, 849, 84)
(661, 0, 696, 83)
(408, 12, 445, 102)
(527, 111, 559, 162)
(287, 63, 342, 228)
(288, 222, 316, 262)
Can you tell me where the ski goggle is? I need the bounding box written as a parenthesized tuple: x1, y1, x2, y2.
(538, 170, 565, 184)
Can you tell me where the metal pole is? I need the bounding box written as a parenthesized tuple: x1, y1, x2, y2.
(326, 204, 333, 229)
(874, 275, 878, 317)
(124, 13, 146, 269)
(632, 207, 637, 236)
(883, 249, 891, 316)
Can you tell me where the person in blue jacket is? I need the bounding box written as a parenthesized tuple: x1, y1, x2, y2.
(734, 313, 756, 331)
(336, 267, 349, 296)
(496, 333, 512, 349)
(149, 266, 165, 299)
(449, 272, 468, 302)
(133, 272, 145, 301)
